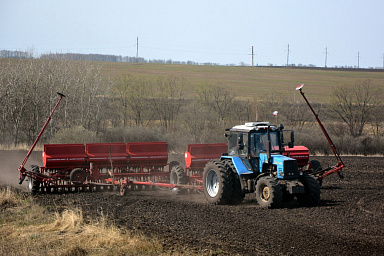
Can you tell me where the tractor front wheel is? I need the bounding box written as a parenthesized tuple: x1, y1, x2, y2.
(203, 160, 233, 205)
(255, 176, 283, 208)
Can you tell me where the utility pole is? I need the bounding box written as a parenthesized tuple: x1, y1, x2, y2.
(136, 37, 139, 62)
(286, 44, 290, 66)
(325, 47, 328, 68)
(357, 51, 360, 68)
(251, 46, 254, 66)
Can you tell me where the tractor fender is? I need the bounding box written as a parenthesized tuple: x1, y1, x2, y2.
(254, 172, 272, 182)
(220, 156, 253, 175)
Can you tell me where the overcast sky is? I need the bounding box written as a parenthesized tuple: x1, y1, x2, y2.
(1, 0, 383, 67)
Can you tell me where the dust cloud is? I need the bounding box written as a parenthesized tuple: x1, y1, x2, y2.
(0, 150, 42, 191)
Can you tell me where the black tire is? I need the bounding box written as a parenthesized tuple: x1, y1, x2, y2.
(255, 176, 283, 208)
(70, 168, 87, 183)
(28, 165, 41, 194)
(203, 160, 233, 205)
(169, 161, 180, 169)
(224, 160, 245, 204)
(170, 164, 187, 184)
(120, 185, 128, 196)
(310, 160, 322, 172)
(28, 177, 40, 194)
(170, 164, 188, 195)
(297, 174, 321, 206)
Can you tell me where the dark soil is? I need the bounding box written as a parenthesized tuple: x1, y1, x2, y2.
(2, 152, 384, 255)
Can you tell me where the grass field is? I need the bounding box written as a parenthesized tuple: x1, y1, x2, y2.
(102, 63, 384, 102)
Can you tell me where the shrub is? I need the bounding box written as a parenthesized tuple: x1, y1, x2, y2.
(50, 126, 99, 144)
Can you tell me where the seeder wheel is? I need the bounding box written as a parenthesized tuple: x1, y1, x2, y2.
(120, 184, 128, 196)
(28, 165, 41, 194)
(70, 168, 87, 183)
(28, 178, 40, 194)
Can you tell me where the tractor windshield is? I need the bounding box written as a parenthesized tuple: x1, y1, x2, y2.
(250, 132, 280, 157)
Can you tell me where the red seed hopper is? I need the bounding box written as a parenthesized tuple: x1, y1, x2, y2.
(127, 141, 168, 166)
(283, 145, 310, 167)
(42, 144, 87, 168)
(185, 143, 227, 169)
(86, 143, 127, 166)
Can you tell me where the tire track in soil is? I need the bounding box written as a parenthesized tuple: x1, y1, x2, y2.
(356, 192, 384, 217)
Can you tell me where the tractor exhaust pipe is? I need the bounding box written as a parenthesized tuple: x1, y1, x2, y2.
(267, 125, 272, 164)
(18, 92, 66, 184)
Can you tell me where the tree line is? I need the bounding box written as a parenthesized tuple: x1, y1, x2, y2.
(1, 50, 204, 66)
(0, 57, 383, 154)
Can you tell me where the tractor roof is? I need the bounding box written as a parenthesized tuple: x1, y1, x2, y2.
(229, 122, 278, 133)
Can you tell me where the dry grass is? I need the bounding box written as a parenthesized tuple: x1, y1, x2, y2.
(0, 186, 24, 209)
(0, 143, 43, 151)
(0, 186, 196, 256)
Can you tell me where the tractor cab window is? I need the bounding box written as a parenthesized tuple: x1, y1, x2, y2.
(228, 133, 238, 156)
(250, 132, 280, 157)
(228, 132, 248, 156)
(239, 133, 248, 157)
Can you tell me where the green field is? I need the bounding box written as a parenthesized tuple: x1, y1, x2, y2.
(102, 63, 384, 102)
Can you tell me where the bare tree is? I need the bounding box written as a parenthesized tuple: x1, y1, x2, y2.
(149, 76, 185, 129)
(180, 99, 213, 142)
(328, 79, 381, 137)
(197, 84, 234, 124)
(279, 101, 315, 130)
(370, 102, 384, 136)
(126, 77, 152, 126)
(112, 74, 153, 127)
(0, 58, 109, 146)
(230, 99, 253, 124)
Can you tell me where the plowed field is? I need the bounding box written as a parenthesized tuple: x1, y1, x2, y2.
(2, 151, 384, 255)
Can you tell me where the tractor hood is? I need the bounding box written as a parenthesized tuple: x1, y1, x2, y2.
(259, 153, 299, 179)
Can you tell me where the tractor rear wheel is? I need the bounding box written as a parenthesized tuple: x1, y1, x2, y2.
(297, 174, 320, 206)
(70, 168, 87, 184)
(170, 164, 187, 195)
(255, 176, 283, 208)
(203, 160, 233, 205)
(224, 160, 245, 204)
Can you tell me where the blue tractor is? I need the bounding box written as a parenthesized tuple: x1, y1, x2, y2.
(202, 122, 320, 208)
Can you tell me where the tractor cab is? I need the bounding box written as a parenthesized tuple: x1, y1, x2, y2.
(224, 122, 298, 179)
